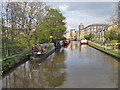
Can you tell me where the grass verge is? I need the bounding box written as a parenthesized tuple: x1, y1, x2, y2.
(88, 42, 120, 57)
(2, 50, 30, 67)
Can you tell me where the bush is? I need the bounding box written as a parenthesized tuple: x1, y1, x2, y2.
(94, 41, 101, 44)
(54, 36, 66, 41)
(110, 40, 118, 43)
(39, 40, 44, 44)
(84, 35, 89, 40)
(105, 30, 118, 41)
(118, 33, 120, 43)
(89, 33, 95, 39)
(117, 44, 120, 49)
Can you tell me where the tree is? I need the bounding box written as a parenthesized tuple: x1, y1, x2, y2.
(106, 3, 120, 45)
(2, 2, 66, 57)
(1, 2, 49, 56)
(104, 30, 118, 41)
(89, 33, 95, 40)
(41, 8, 66, 41)
(84, 35, 89, 40)
(107, 3, 119, 24)
(118, 33, 120, 43)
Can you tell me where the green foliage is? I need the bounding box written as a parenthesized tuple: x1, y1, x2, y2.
(118, 33, 120, 43)
(88, 42, 120, 57)
(54, 36, 65, 41)
(89, 33, 95, 39)
(117, 44, 120, 49)
(2, 2, 66, 57)
(94, 41, 102, 44)
(84, 35, 89, 40)
(109, 30, 118, 40)
(104, 31, 110, 39)
(110, 40, 118, 43)
(2, 50, 30, 67)
(104, 30, 118, 41)
(39, 39, 44, 44)
(40, 8, 66, 40)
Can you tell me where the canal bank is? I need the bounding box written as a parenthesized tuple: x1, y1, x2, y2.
(30, 46, 55, 60)
(88, 41, 120, 60)
(1, 51, 30, 75)
(1, 43, 57, 75)
(2, 41, 118, 88)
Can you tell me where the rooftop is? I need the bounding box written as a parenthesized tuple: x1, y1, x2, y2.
(90, 24, 108, 26)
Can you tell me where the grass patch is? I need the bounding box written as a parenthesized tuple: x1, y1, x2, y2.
(93, 41, 105, 45)
(106, 49, 120, 56)
(94, 41, 102, 44)
(2, 55, 13, 59)
(107, 45, 113, 47)
(88, 42, 120, 57)
(88, 42, 104, 50)
(2, 51, 30, 67)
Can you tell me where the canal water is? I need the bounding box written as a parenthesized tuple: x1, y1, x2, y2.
(2, 41, 118, 88)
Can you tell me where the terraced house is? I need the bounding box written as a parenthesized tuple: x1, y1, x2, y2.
(79, 24, 109, 39)
(95, 22, 118, 42)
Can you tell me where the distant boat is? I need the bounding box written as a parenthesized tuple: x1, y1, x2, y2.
(30, 44, 55, 60)
(62, 40, 70, 46)
(80, 39, 88, 44)
(54, 41, 63, 49)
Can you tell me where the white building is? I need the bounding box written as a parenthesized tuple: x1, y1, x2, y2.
(64, 29, 80, 40)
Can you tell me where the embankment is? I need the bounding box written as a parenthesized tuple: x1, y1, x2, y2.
(2, 53, 30, 75)
(88, 41, 120, 60)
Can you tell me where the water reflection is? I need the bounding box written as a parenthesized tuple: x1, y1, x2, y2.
(68, 41, 79, 50)
(2, 41, 118, 88)
(63, 41, 118, 88)
(69, 41, 118, 69)
(2, 49, 67, 88)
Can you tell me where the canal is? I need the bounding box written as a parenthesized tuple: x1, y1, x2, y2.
(2, 41, 118, 88)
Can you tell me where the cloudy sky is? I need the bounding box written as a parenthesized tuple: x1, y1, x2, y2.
(45, 2, 117, 31)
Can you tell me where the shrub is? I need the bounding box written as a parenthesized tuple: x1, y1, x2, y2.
(89, 33, 95, 39)
(84, 35, 89, 40)
(117, 44, 120, 49)
(110, 40, 118, 43)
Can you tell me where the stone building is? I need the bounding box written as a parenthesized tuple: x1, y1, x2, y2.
(95, 27, 108, 42)
(79, 24, 109, 39)
(94, 22, 118, 42)
(64, 23, 109, 40)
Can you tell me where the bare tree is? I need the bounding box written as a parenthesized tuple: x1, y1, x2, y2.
(107, 3, 119, 24)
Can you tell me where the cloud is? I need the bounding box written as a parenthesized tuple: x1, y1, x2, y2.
(46, 2, 117, 31)
(65, 15, 109, 31)
(65, 17, 82, 31)
(59, 4, 69, 11)
(64, 2, 116, 17)
(46, 2, 116, 17)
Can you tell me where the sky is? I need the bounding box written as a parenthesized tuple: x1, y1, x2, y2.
(0, 1, 118, 31)
(45, 2, 118, 31)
